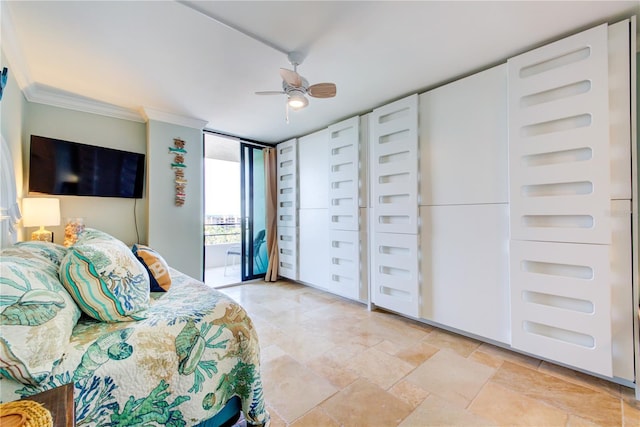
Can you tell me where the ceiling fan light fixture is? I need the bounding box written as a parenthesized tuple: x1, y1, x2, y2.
(287, 91, 308, 110)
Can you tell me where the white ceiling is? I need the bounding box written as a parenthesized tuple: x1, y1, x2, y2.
(3, 1, 639, 144)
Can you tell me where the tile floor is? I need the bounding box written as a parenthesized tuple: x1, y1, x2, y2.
(204, 265, 241, 288)
(220, 280, 640, 427)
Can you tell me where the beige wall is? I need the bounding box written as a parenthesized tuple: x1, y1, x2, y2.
(1, 49, 205, 279)
(23, 103, 147, 246)
(146, 119, 203, 279)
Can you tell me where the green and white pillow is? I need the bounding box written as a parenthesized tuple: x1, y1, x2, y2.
(60, 229, 150, 322)
(76, 228, 116, 243)
(0, 249, 81, 385)
(1, 241, 68, 270)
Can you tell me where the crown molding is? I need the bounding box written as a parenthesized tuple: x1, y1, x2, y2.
(2, 4, 145, 123)
(25, 84, 145, 122)
(3, 3, 205, 130)
(141, 107, 208, 129)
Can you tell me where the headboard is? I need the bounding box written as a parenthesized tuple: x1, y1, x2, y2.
(1, 135, 21, 248)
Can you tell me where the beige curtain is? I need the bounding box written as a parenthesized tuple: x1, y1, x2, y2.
(263, 147, 279, 281)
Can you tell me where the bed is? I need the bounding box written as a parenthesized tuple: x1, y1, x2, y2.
(0, 232, 269, 426)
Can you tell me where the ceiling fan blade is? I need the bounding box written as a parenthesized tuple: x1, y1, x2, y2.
(255, 91, 285, 95)
(308, 83, 337, 98)
(280, 68, 302, 87)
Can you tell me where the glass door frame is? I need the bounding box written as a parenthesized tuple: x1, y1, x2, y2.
(240, 142, 266, 281)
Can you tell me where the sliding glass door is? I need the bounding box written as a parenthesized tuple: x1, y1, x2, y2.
(240, 143, 267, 280)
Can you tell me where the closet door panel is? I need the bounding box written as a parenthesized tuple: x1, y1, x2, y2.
(608, 20, 632, 200)
(328, 117, 360, 230)
(358, 207, 370, 304)
(370, 95, 419, 235)
(277, 225, 297, 280)
(371, 232, 420, 318)
(367, 206, 374, 304)
(327, 229, 360, 300)
(277, 139, 298, 228)
(299, 130, 329, 209)
(507, 20, 635, 380)
(370, 95, 420, 317)
(508, 23, 611, 245)
(299, 208, 330, 287)
(419, 64, 508, 206)
(510, 239, 612, 377)
(359, 114, 370, 208)
(359, 227, 368, 303)
(610, 199, 633, 380)
(420, 204, 510, 344)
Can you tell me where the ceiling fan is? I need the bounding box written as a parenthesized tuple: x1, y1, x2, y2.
(256, 52, 337, 121)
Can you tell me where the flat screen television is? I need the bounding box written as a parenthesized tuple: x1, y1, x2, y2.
(29, 135, 145, 198)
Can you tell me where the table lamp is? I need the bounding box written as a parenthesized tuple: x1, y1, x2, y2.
(22, 198, 61, 242)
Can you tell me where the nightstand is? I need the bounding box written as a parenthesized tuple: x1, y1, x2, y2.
(26, 383, 75, 427)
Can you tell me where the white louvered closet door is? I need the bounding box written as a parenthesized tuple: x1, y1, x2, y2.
(277, 226, 298, 280)
(328, 230, 361, 300)
(509, 24, 610, 244)
(508, 24, 613, 376)
(329, 117, 360, 231)
(276, 139, 298, 228)
(371, 95, 419, 235)
(327, 117, 362, 300)
(370, 95, 420, 317)
(276, 139, 298, 280)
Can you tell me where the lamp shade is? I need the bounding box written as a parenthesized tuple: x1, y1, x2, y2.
(22, 198, 61, 227)
(287, 91, 308, 110)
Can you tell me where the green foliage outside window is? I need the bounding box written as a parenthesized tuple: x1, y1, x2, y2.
(204, 224, 240, 245)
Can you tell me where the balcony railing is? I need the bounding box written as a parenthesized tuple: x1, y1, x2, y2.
(204, 221, 240, 245)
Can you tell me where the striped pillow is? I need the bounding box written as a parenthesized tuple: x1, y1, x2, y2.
(60, 229, 150, 322)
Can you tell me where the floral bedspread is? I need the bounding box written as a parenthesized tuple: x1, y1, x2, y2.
(0, 269, 268, 426)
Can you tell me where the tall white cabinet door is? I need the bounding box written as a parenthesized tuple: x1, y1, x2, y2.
(328, 117, 360, 230)
(508, 24, 611, 245)
(420, 204, 510, 344)
(277, 139, 298, 228)
(417, 62, 510, 344)
(299, 130, 329, 210)
(508, 23, 618, 378)
(370, 95, 420, 317)
(419, 64, 508, 206)
(607, 18, 635, 382)
(299, 209, 330, 287)
(276, 139, 298, 280)
(298, 130, 330, 287)
(326, 116, 364, 301)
